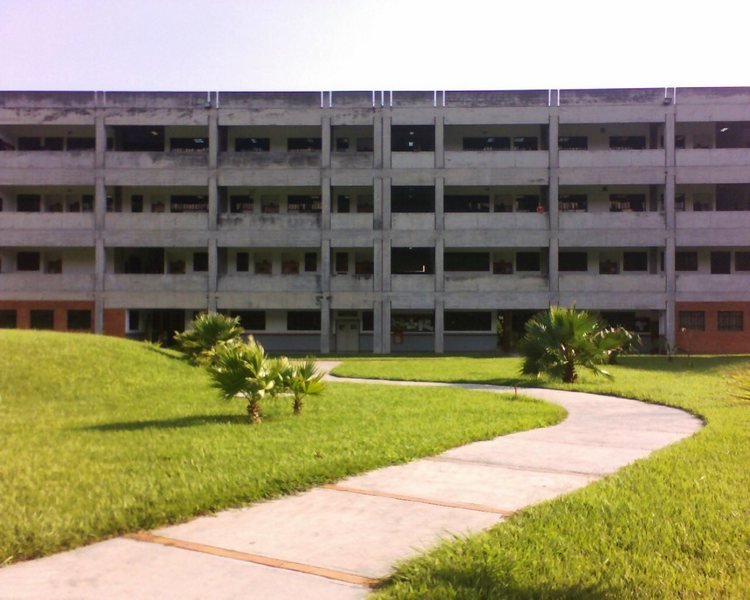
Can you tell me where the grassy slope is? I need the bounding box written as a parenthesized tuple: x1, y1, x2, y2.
(0, 331, 563, 565)
(333, 356, 750, 598)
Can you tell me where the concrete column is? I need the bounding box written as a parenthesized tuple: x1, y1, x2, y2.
(208, 238, 218, 312)
(434, 297, 444, 354)
(321, 116, 331, 168)
(382, 238, 392, 293)
(434, 176, 444, 232)
(664, 109, 676, 351)
(321, 176, 331, 230)
(95, 111, 106, 170)
(208, 109, 219, 170)
(208, 175, 218, 231)
(548, 113, 559, 169)
(381, 298, 391, 354)
(434, 115, 445, 168)
(94, 176, 106, 233)
(320, 297, 331, 354)
(373, 176, 384, 230)
(434, 237, 444, 293)
(94, 238, 105, 334)
(382, 177, 392, 232)
(372, 298, 383, 353)
(382, 116, 392, 169)
(547, 172, 559, 304)
(373, 114, 383, 169)
(321, 239, 331, 293)
(373, 239, 383, 293)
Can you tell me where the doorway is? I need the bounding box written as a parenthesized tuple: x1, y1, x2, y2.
(336, 319, 360, 353)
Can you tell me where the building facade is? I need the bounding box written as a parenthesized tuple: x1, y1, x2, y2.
(1, 87, 749, 354)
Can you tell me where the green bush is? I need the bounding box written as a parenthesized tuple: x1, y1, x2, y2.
(173, 312, 244, 365)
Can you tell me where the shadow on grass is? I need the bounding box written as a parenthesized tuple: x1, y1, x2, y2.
(82, 414, 248, 431)
(615, 355, 750, 374)
(142, 344, 190, 364)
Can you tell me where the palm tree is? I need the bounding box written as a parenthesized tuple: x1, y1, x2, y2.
(208, 339, 276, 424)
(174, 312, 244, 366)
(286, 358, 325, 415)
(518, 306, 614, 383)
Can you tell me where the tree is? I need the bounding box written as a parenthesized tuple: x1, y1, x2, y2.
(174, 312, 244, 366)
(208, 339, 277, 424)
(518, 306, 621, 383)
(285, 358, 325, 415)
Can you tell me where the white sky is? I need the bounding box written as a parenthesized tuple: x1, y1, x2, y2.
(0, 0, 746, 92)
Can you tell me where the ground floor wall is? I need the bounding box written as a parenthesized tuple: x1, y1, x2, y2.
(0, 301, 124, 337)
(675, 301, 750, 354)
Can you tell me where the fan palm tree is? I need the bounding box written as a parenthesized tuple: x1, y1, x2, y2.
(174, 312, 244, 366)
(286, 358, 325, 415)
(518, 306, 614, 383)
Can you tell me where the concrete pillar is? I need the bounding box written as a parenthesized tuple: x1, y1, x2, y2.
(321, 239, 331, 293)
(381, 298, 391, 354)
(547, 172, 559, 305)
(321, 176, 331, 230)
(372, 298, 383, 353)
(434, 115, 445, 168)
(373, 114, 383, 169)
(373, 176, 384, 230)
(434, 297, 444, 354)
(321, 116, 331, 168)
(382, 116, 392, 169)
(382, 177, 392, 232)
(208, 175, 218, 231)
(95, 111, 106, 170)
(208, 109, 218, 170)
(434, 176, 444, 232)
(320, 297, 331, 354)
(548, 113, 559, 169)
(664, 109, 677, 350)
(434, 237, 444, 293)
(94, 176, 106, 233)
(94, 238, 105, 334)
(382, 238, 391, 293)
(208, 238, 218, 313)
(373, 239, 383, 294)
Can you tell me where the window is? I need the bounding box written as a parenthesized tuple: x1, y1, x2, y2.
(335, 137, 349, 152)
(170, 138, 208, 151)
(559, 194, 587, 212)
(391, 125, 435, 152)
(17, 252, 40, 271)
(17, 194, 41, 212)
(254, 259, 272, 275)
(679, 311, 705, 331)
(335, 252, 349, 274)
(516, 252, 541, 272)
(356, 195, 374, 213)
(287, 310, 321, 331)
(445, 311, 492, 331)
(609, 136, 646, 150)
(235, 137, 270, 152)
(711, 252, 731, 274)
(131, 195, 143, 213)
(610, 194, 645, 212)
(735, 252, 750, 271)
(67, 310, 91, 331)
(230, 196, 254, 213)
(623, 252, 648, 272)
(30, 310, 54, 330)
(193, 252, 208, 272)
(118, 126, 164, 151)
(391, 186, 435, 213)
(127, 310, 141, 332)
(516, 195, 542, 213)
(170, 195, 208, 213)
(18, 137, 42, 150)
(444, 195, 489, 213)
(513, 137, 538, 151)
(444, 252, 490, 272)
(676, 252, 698, 271)
(559, 136, 588, 150)
(287, 137, 321, 151)
(66, 137, 95, 151)
(231, 310, 266, 330)
(304, 252, 317, 272)
(43, 137, 64, 151)
(361, 311, 374, 332)
(356, 137, 374, 152)
(287, 195, 321, 213)
(236, 252, 249, 272)
(559, 252, 588, 272)
(462, 137, 510, 151)
(0, 310, 17, 328)
(718, 311, 744, 331)
(391, 247, 435, 274)
(336, 195, 351, 213)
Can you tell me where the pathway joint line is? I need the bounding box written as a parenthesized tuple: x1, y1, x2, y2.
(321, 484, 516, 516)
(425, 455, 604, 477)
(126, 532, 378, 588)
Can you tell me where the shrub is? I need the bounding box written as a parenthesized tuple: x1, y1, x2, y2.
(174, 312, 244, 365)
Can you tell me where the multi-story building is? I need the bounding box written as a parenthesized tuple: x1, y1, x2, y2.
(1, 87, 749, 354)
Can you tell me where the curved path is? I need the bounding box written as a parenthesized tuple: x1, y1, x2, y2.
(0, 366, 702, 600)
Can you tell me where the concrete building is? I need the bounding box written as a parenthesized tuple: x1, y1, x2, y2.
(1, 87, 749, 354)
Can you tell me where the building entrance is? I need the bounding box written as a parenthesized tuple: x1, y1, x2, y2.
(335, 319, 360, 353)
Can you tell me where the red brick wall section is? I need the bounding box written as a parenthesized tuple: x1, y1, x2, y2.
(103, 309, 126, 337)
(0, 300, 94, 333)
(676, 301, 750, 354)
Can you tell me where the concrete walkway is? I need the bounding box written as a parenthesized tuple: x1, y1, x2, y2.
(0, 367, 702, 599)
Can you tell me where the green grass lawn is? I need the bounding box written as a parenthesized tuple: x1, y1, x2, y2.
(333, 355, 750, 599)
(0, 331, 562, 565)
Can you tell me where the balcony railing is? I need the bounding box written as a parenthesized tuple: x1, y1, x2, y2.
(0, 150, 94, 169)
(105, 274, 208, 291)
(105, 151, 208, 169)
(391, 274, 435, 292)
(445, 150, 549, 169)
(217, 273, 321, 293)
(444, 273, 547, 292)
(0, 213, 94, 229)
(219, 151, 320, 168)
(0, 273, 94, 293)
(559, 149, 665, 168)
(105, 213, 208, 230)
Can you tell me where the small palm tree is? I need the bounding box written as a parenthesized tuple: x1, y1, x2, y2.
(595, 325, 641, 364)
(519, 306, 613, 383)
(174, 312, 244, 366)
(208, 339, 276, 424)
(287, 358, 325, 415)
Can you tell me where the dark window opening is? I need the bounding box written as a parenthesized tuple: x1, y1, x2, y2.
(0, 310, 17, 328)
(66, 137, 95, 151)
(559, 194, 587, 212)
(355, 259, 374, 275)
(30, 310, 54, 330)
(362, 311, 374, 332)
(254, 259, 272, 275)
(513, 137, 538, 151)
(391, 125, 435, 152)
(236, 252, 249, 272)
(18, 137, 43, 151)
(609, 136, 647, 150)
(679, 311, 705, 331)
(117, 248, 165, 274)
(735, 252, 750, 271)
(356, 137, 374, 152)
(391, 247, 435, 274)
(336, 195, 351, 213)
(391, 313, 435, 333)
(559, 252, 588, 272)
(230, 195, 254, 213)
(676, 252, 698, 272)
(357, 195, 374, 213)
(559, 136, 588, 150)
(170, 137, 208, 151)
(17, 194, 41, 212)
(235, 137, 270, 152)
(118, 126, 165, 152)
(445, 311, 492, 331)
(335, 137, 349, 152)
(444, 251, 490, 272)
(193, 252, 208, 272)
(600, 312, 636, 330)
(287, 195, 321, 213)
(335, 252, 349, 274)
(462, 137, 510, 151)
(81, 195, 94, 212)
(131, 195, 143, 213)
(287, 137, 322, 151)
(516, 252, 541, 272)
(610, 194, 646, 212)
(599, 259, 620, 275)
(304, 252, 317, 272)
(516, 195, 542, 213)
(716, 122, 750, 149)
(171, 195, 208, 213)
(391, 186, 435, 213)
(67, 310, 91, 331)
(231, 310, 266, 330)
(445, 195, 489, 213)
(43, 137, 64, 151)
(623, 252, 648, 272)
(17, 252, 40, 271)
(711, 251, 731, 274)
(716, 184, 750, 211)
(287, 310, 321, 331)
(718, 311, 743, 331)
